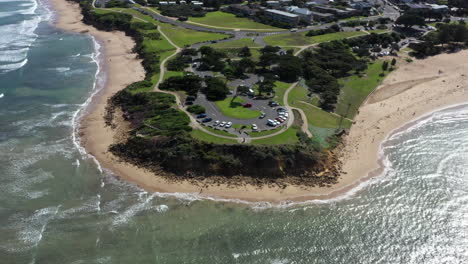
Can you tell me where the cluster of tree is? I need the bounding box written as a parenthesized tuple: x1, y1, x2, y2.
(111, 88, 191, 137)
(301, 41, 367, 111)
(159, 75, 203, 96)
(187, 104, 206, 114)
(160, 5, 206, 18)
(168, 48, 198, 71)
(109, 131, 327, 180)
(449, 0, 468, 8)
(203, 76, 229, 100)
(395, 14, 426, 28)
(238, 46, 251, 57)
(197, 46, 226, 71)
(73, 1, 164, 80)
(306, 24, 341, 37)
(410, 22, 468, 57)
(340, 19, 368, 28)
(202, 0, 243, 9)
(223, 58, 256, 79)
(345, 32, 403, 57)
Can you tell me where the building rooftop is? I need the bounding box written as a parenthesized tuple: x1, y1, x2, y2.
(265, 9, 299, 18)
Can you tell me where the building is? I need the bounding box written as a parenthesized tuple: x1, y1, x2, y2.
(279, 0, 292, 5)
(266, 1, 280, 7)
(287, 6, 313, 23)
(224, 4, 258, 17)
(264, 9, 300, 26)
(309, 11, 334, 22)
(191, 1, 203, 6)
(312, 5, 358, 18)
(349, 1, 373, 13)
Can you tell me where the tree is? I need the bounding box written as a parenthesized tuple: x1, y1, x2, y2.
(395, 14, 426, 28)
(257, 78, 276, 96)
(231, 85, 250, 103)
(238, 46, 251, 57)
(382, 61, 389, 71)
(391, 58, 396, 66)
(275, 55, 302, 82)
(203, 77, 229, 101)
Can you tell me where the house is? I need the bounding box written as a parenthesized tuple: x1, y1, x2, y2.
(264, 9, 300, 26)
(428, 4, 449, 14)
(279, 0, 292, 5)
(287, 6, 313, 23)
(159, 1, 169, 5)
(225, 4, 258, 17)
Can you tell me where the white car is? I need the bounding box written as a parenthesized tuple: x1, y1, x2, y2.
(225, 122, 232, 128)
(220, 121, 226, 127)
(252, 124, 258, 130)
(213, 120, 220, 126)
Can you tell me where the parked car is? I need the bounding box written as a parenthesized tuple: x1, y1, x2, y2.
(275, 117, 284, 123)
(259, 112, 266, 119)
(269, 101, 279, 107)
(225, 122, 232, 128)
(243, 103, 252, 108)
(213, 120, 220, 126)
(220, 121, 226, 127)
(196, 113, 207, 118)
(202, 117, 212, 123)
(277, 107, 286, 112)
(267, 119, 276, 126)
(252, 124, 258, 131)
(186, 95, 196, 101)
(185, 101, 193, 105)
(178, 16, 188, 21)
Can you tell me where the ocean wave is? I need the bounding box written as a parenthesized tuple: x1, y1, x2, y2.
(0, 0, 52, 74)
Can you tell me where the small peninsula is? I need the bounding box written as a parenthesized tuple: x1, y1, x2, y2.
(53, 0, 468, 202)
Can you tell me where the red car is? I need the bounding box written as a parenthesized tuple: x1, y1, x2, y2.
(243, 103, 252, 108)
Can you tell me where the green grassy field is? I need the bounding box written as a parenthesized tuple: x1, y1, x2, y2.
(215, 97, 262, 119)
(158, 23, 228, 47)
(163, 71, 184, 80)
(273, 81, 292, 105)
(295, 102, 351, 129)
(287, 84, 308, 105)
(189, 11, 281, 30)
(208, 38, 261, 49)
(202, 126, 238, 137)
(251, 127, 299, 144)
(335, 60, 388, 118)
(250, 127, 282, 137)
(263, 31, 367, 46)
(191, 129, 238, 144)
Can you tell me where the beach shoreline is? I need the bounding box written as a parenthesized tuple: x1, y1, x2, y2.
(49, 0, 468, 203)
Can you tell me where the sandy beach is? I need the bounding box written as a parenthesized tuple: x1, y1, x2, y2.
(51, 0, 468, 203)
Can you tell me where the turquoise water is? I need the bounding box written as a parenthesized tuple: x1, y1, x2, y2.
(1, 1, 468, 263)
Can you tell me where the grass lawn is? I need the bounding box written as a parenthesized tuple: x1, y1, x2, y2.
(158, 23, 228, 47)
(189, 11, 281, 30)
(191, 129, 238, 144)
(203, 126, 237, 137)
(163, 71, 184, 80)
(250, 127, 282, 137)
(215, 97, 262, 119)
(273, 81, 292, 105)
(292, 101, 351, 129)
(208, 38, 260, 49)
(263, 31, 366, 46)
(251, 127, 299, 144)
(287, 84, 308, 105)
(335, 60, 388, 119)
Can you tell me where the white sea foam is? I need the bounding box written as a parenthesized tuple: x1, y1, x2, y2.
(71, 35, 105, 174)
(0, 93, 4, 98)
(0, 0, 52, 73)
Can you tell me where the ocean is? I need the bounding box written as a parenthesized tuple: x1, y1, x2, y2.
(0, 0, 467, 263)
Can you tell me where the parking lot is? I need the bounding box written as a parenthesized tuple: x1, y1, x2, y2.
(190, 92, 288, 135)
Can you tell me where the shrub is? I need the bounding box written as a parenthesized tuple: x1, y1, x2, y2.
(187, 105, 206, 114)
